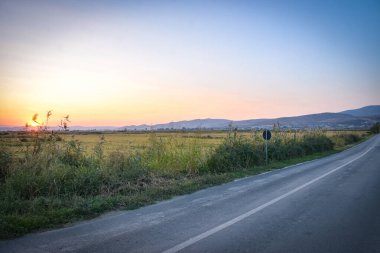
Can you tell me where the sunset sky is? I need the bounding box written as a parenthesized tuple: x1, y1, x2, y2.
(1, 0, 379, 127)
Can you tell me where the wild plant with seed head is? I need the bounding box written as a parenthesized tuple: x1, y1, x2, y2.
(59, 115, 71, 131)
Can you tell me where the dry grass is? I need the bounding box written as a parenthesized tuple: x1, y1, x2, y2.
(0, 130, 367, 157)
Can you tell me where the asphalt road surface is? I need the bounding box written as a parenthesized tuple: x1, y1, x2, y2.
(1, 135, 380, 253)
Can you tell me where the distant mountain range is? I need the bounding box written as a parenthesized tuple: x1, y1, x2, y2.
(340, 105, 380, 117)
(1, 105, 379, 131)
(121, 105, 380, 131)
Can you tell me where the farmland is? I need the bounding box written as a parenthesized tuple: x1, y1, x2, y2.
(0, 130, 366, 156)
(0, 129, 370, 239)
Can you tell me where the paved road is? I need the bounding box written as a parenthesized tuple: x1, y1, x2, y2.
(1, 135, 380, 253)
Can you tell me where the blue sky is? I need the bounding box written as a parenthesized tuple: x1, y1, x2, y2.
(0, 0, 379, 125)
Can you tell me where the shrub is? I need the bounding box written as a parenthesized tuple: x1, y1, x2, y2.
(106, 151, 148, 182)
(369, 122, 380, 134)
(340, 134, 360, 145)
(58, 140, 87, 167)
(300, 135, 334, 155)
(207, 132, 335, 171)
(207, 133, 262, 173)
(284, 140, 305, 159)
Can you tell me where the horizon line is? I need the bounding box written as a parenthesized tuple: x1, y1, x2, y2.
(1, 104, 378, 128)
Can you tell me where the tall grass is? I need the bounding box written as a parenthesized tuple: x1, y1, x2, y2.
(207, 130, 335, 173)
(142, 133, 208, 174)
(0, 130, 368, 238)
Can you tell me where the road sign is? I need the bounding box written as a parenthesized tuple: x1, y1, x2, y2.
(262, 129, 271, 165)
(262, 129, 272, 140)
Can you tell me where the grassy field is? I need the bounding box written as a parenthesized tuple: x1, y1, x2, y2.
(0, 129, 366, 155)
(1, 131, 223, 156)
(0, 129, 371, 239)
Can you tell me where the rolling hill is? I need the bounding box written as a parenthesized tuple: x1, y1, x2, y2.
(121, 105, 380, 131)
(340, 105, 380, 117)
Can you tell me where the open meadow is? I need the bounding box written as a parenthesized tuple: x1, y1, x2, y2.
(0, 129, 367, 156)
(0, 129, 371, 238)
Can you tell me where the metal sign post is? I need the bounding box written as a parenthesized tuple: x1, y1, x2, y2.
(265, 138, 268, 165)
(262, 129, 272, 165)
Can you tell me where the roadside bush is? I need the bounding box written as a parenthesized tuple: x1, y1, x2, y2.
(58, 140, 87, 167)
(207, 133, 262, 173)
(369, 122, 380, 134)
(208, 132, 335, 172)
(300, 135, 334, 155)
(339, 134, 360, 145)
(284, 140, 305, 159)
(104, 150, 148, 192)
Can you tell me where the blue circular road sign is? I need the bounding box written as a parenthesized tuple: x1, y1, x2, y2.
(263, 129, 272, 140)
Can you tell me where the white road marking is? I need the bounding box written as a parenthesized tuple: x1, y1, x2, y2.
(162, 147, 373, 253)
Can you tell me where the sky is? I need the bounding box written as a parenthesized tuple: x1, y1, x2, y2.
(0, 0, 379, 127)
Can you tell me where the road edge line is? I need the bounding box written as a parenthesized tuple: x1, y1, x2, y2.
(162, 147, 373, 253)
